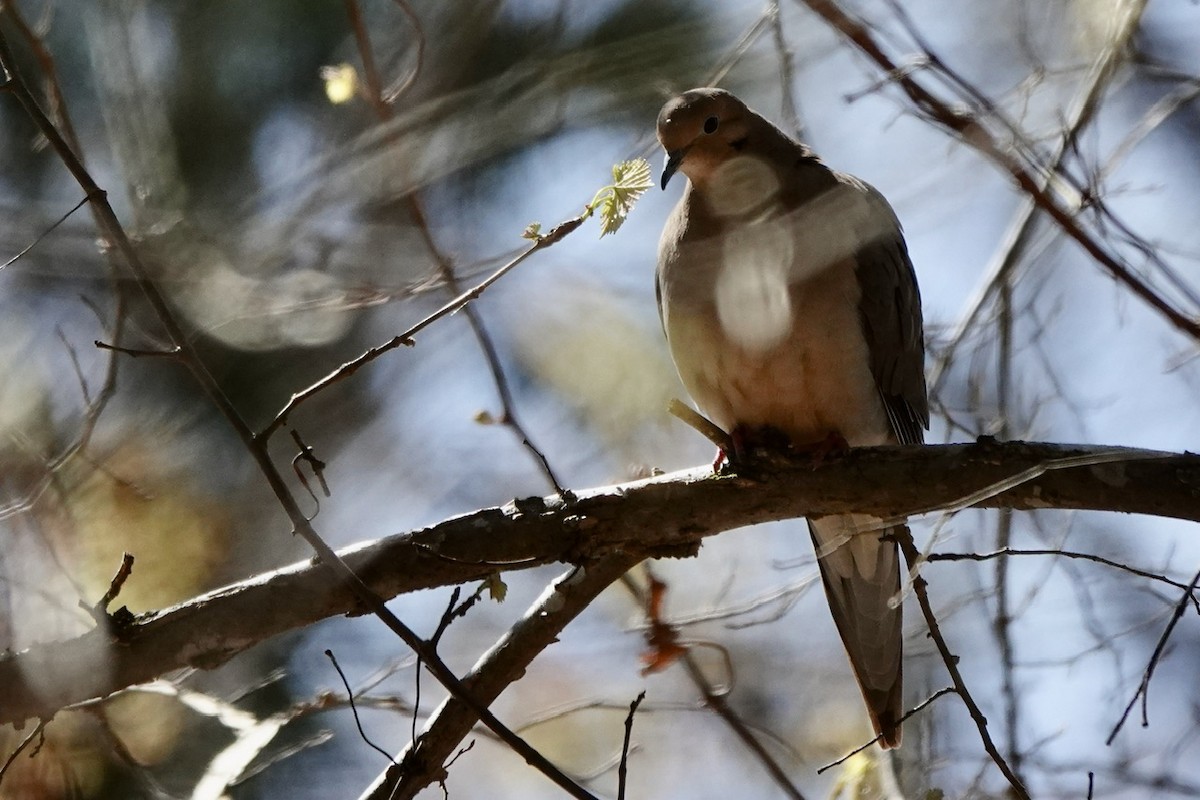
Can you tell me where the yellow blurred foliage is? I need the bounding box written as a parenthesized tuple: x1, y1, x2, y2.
(68, 443, 230, 614)
(513, 284, 679, 450)
(0, 714, 107, 800)
(102, 690, 187, 766)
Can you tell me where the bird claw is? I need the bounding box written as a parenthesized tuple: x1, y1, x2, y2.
(714, 427, 849, 473)
(802, 431, 851, 468)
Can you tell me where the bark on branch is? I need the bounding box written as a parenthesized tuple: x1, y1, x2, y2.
(2, 440, 1196, 727)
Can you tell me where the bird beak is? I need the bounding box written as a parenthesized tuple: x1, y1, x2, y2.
(660, 147, 689, 189)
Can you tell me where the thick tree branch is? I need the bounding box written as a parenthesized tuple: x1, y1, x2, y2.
(1, 440, 1197, 727)
(360, 553, 644, 800)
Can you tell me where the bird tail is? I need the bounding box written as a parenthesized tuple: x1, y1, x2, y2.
(808, 515, 904, 748)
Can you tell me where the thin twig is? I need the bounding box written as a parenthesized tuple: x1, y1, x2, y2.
(3, 2, 86, 153)
(616, 691, 645, 800)
(270, 0, 578, 499)
(259, 213, 586, 440)
(93, 552, 134, 615)
(0, 719, 46, 790)
(408, 195, 568, 496)
(620, 574, 808, 800)
(325, 649, 397, 765)
(57, 325, 92, 405)
(706, 6, 777, 89)
(927, 548, 1200, 609)
(894, 526, 1032, 799)
(290, 428, 330, 511)
(384, 0, 425, 102)
(994, 270, 1023, 780)
(0, 194, 89, 271)
(769, 0, 804, 140)
(668, 398, 733, 452)
(348, 84, 573, 744)
(94, 340, 181, 359)
(1106, 566, 1200, 745)
(1, 1, 128, 499)
(343, 0, 385, 104)
(412, 584, 484, 745)
(817, 686, 956, 774)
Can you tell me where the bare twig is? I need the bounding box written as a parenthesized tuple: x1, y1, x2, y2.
(384, 0, 425, 101)
(1106, 566, 1200, 745)
(0, 719, 46, 790)
(817, 686, 956, 774)
(616, 691, 645, 800)
(0, 1, 128, 511)
(290, 428, 330, 510)
(93, 340, 181, 359)
(676, 642, 806, 796)
(345, 0, 425, 105)
(769, 0, 804, 140)
(621, 574, 808, 800)
(57, 325, 92, 405)
(89, 552, 134, 618)
(894, 526, 1032, 799)
(408, 195, 568, 496)
(668, 398, 733, 452)
(259, 212, 587, 440)
(343, 0, 385, 104)
(412, 584, 485, 744)
(0, 194, 90, 271)
(994, 268, 1023, 780)
(927, 548, 1200, 608)
(706, 6, 777, 89)
(2, 2, 86, 153)
(325, 649, 396, 765)
(281, 0, 588, 493)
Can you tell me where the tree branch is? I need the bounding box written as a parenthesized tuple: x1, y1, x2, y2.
(1, 440, 1196, 728)
(794, 0, 1200, 343)
(360, 553, 644, 800)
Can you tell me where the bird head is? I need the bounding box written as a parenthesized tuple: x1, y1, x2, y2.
(657, 88, 752, 190)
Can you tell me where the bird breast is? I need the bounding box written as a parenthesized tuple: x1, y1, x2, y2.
(660, 213, 892, 449)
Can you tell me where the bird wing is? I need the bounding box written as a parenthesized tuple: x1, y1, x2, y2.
(840, 175, 929, 446)
(808, 172, 927, 749)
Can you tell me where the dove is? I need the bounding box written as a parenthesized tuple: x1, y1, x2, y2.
(656, 88, 928, 748)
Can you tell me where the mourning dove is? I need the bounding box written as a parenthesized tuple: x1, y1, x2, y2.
(656, 88, 928, 748)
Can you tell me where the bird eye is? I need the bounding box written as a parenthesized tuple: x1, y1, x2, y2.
(702, 115, 719, 134)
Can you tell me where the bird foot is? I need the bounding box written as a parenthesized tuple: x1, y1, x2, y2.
(715, 427, 849, 473)
(714, 425, 794, 473)
(799, 431, 851, 468)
